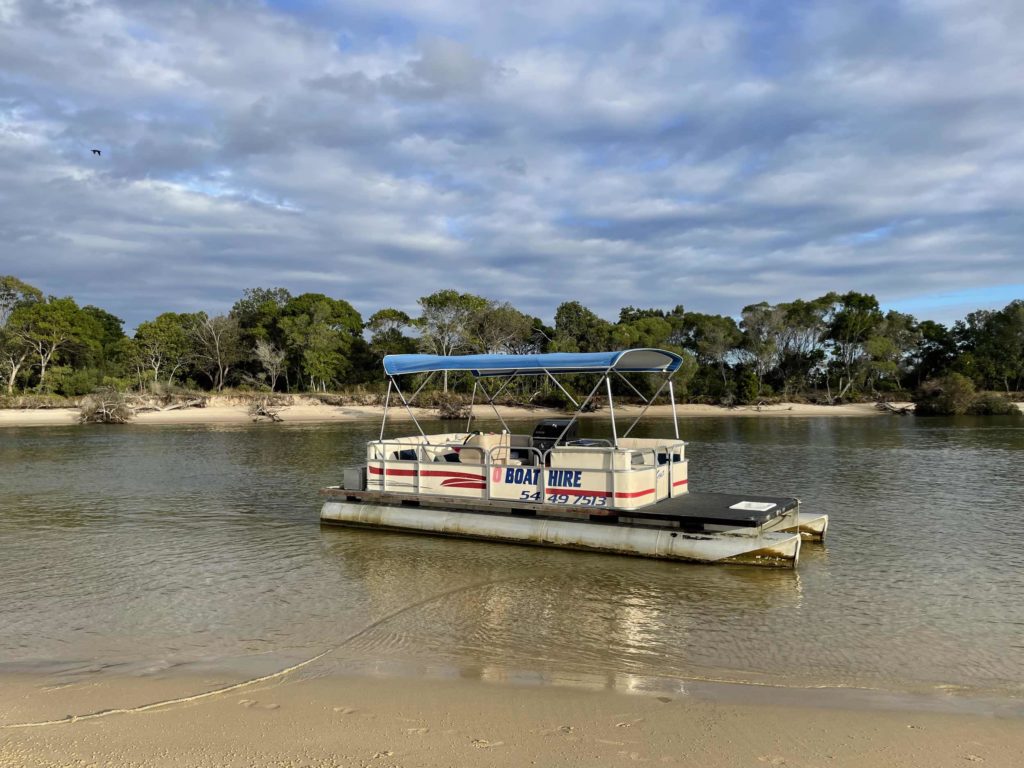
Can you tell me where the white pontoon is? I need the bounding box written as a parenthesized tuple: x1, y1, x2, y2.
(320, 350, 828, 567)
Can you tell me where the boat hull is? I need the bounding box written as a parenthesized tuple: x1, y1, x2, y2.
(320, 501, 801, 567)
(781, 512, 829, 541)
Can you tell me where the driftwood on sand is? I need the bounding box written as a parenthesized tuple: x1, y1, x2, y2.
(249, 398, 284, 422)
(876, 401, 914, 415)
(79, 389, 134, 424)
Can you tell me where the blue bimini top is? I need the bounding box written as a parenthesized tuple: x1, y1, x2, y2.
(382, 349, 683, 377)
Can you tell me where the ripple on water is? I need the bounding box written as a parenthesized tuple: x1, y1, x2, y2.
(1, 418, 1023, 703)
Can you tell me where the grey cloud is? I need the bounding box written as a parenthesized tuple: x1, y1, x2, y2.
(0, 0, 1022, 332)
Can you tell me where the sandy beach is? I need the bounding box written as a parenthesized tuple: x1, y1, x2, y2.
(2, 671, 1021, 768)
(0, 399, 930, 428)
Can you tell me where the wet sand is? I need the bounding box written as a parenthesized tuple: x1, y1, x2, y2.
(1, 673, 1021, 768)
(0, 399, 924, 428)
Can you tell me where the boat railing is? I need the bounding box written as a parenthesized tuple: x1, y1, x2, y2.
(367, 438, 686, 509)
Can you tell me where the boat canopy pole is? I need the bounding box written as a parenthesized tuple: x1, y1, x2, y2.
(465, 380, 478, 433)
(621, 370, 676, 439)
(605, 374, 618, 446)
(613, 370, 647, 401)
(379, 378, 393, 440)
(544, 369, 580, 408)
(390, 375, 427, 438)
(669, 379, 679, 439)
(476, 375, 513, 433)
(407, 370, 437, 404)
(553, 366, 614, 447)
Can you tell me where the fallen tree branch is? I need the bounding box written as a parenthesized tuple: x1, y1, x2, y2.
(249, 398, 283, 422)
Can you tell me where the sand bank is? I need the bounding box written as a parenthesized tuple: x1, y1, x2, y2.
(1, 672, 1020, 768)
(0, 400, 923, 428)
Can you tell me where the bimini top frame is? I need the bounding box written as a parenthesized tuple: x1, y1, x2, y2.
(378, 349, 684, 448)
(383, 349, 683, 377)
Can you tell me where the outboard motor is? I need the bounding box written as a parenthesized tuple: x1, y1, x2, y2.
(531, 418, 578, 454)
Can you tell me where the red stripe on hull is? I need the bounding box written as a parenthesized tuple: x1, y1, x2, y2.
(421, 470, 486, 482)
(440, 480, 487, 489)
(614, 488, 656, 499)
(546, 487, 657, 499)
(368, 466, 418, 477)
(547, 488, 611, 498)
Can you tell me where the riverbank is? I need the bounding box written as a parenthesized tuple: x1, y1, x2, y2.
(0, 398, 930, 428)
(1, 672, 1020, 768)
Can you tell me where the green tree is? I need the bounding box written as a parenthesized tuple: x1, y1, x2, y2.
(956, 301, 1024, 394)
(552, 301, 612, 352)
(253, 338, 287, 391)
(231, 287, 292, 339)
(825, 291, 884, 399)
(738, 302, 784, 396)
(677, 312, 742, 394)
(134, 312, 193, 385)
(618, 306, 666, 324)
(908, 320, 957, 386)
(0, 276, 43, 327)
(279, 293, 364, 391)
(76, 305, 128, 381)
(417, 290, 489, 391)
(6, 297, 92, 390)
(466, 302, 535, 354)
(0, 276, 43, 394)
(188, 313, 244, 391)
(366, 308, 417, 359)
(774, 295, 833, 395)
(863, 311, 919, 393)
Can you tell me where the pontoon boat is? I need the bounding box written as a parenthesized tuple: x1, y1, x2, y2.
(320, 350, 828, 567)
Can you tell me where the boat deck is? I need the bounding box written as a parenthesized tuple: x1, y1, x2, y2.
(623, 491, 798, 528)
(321, 486, 798, 530)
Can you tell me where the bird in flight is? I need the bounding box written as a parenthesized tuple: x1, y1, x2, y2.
(91, 149, 101, 156)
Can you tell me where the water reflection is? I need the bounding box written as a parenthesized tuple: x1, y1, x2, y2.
(1, 416, 1023, 703)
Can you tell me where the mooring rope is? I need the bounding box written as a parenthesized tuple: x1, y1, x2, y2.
(1, 577, 513, 729)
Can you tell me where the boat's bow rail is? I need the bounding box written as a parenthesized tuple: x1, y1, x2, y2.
(362, 432, 688, 512)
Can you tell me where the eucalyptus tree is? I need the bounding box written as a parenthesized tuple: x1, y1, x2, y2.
(6, 297, 93, 390)
(188, 313, 244, 392)
(231, 287, 292, 341)
(552, 301, 612, 352)
(77, 305, 128, 380)
(0, 276, 43, 394)
(907, 320, 956, 386)
(956, 300, 1024, 393)
(610, 315, 674, 349)
(366, 308, 417, 359)
(417, 290, 489, 391)
(863, 311, 920, 393)
(775, 296, 834, 395)
(738, 302, 784, 395)
(677, 312, 742, 393)
(279, 293, 363, 391)
(466, 302, 535, 354)
(229, 288, 293, 386)
(134, 312, 194, 385)
(825, 292, 884, 399)
(253, 339, 287, 391)
(0, 276, 42, 327)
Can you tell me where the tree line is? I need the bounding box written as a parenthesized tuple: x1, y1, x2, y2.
(1, 275, 1022, 406)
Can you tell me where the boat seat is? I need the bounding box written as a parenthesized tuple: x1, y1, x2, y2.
(459, 432, 511, 465)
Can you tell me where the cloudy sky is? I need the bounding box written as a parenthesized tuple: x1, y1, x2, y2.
(1, 0, 1021, 330)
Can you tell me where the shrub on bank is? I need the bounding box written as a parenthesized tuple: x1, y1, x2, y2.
(967, 392, 1020, 416)
(914, 374, 1020, 416)
(0, 393, 76, 409)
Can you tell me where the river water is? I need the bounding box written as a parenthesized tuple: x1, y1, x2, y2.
(1, 416, 1022, 710)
